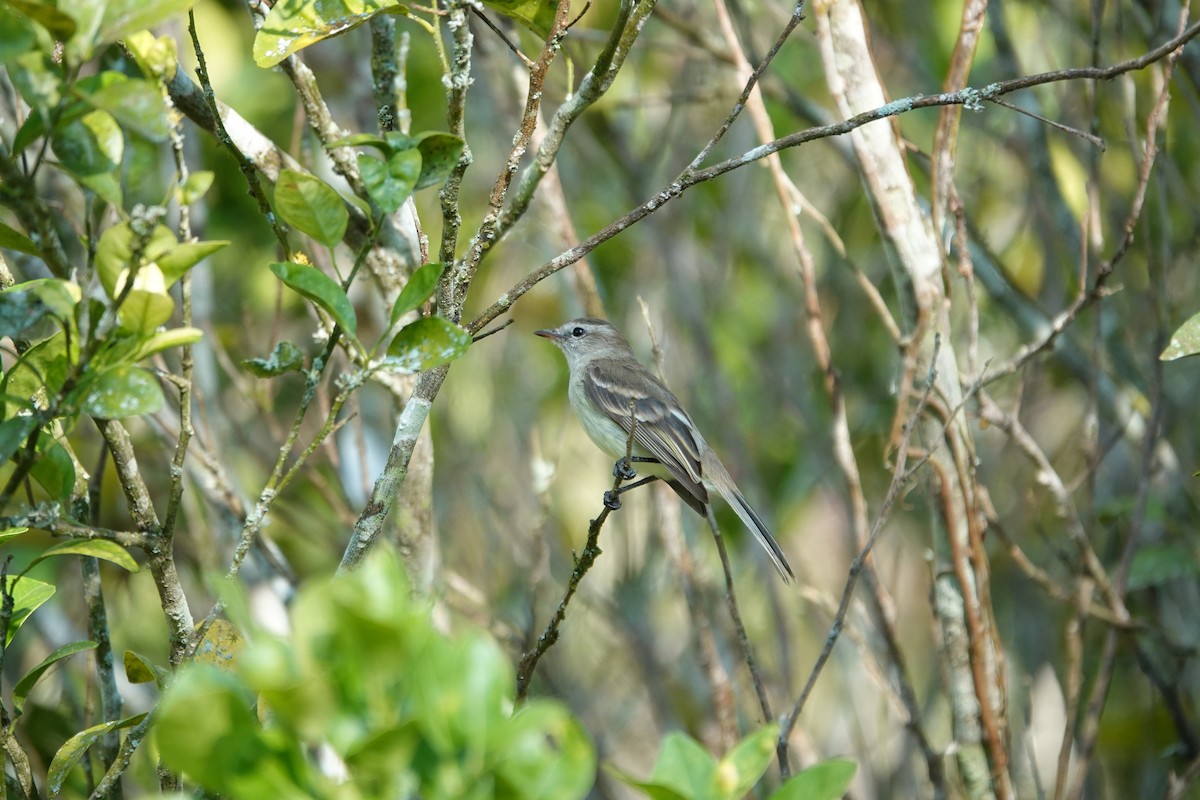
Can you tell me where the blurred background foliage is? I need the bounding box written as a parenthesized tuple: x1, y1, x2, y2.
(1, 0, 1199, 797)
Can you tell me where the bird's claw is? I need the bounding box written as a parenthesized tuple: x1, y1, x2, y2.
(613, 457, 637, 480)
(603, 490, 622, 510)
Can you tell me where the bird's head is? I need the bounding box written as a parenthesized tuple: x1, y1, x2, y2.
(534, 318, 634, 369)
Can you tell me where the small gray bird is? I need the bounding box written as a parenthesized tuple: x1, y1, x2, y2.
(536, 317, 793, 581)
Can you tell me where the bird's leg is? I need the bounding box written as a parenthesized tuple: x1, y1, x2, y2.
(603, 476, 660, 510)
(612, 455, 660, 480)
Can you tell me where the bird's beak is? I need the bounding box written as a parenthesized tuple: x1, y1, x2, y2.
(534, 328, 561, 340)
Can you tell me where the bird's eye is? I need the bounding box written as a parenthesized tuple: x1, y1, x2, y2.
(571, 327, 586, 338)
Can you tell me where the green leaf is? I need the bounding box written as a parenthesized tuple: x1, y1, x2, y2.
(481, 0, 556, 38)
(385, 317, 471, 372)
(156, 240, 229, 286)
(654, 732, 716, 798)
(0, 416, 39, 465)
(192, 618, 245, 670)
(125, 30, 179, 80)
(7, 576, 55, 645)
(412, 132, 465, 190)
(0, 221, 38, 256)
(242, 341, 306, 378)
(274, 169, 349, 247)
(269, 261, 357, 337)
(25, 540, 140, 575)
(176, 170, 214, 205)
(9, 52, 62, 120)
(1127, 542, 1200, 590)
(358, 150, 420, 214)
(0, 528, 29, 543)
(80, 365, 165, 419)
(498, 702, 596, 800)
(2, 333, 71, 418)
(95, 223, 176, 296)
(47, 713, 147, 798)
(769, 758, 857, 800)
(13, 641, 98, 715)
(52, 109, 122, 176)
(326, 132, 390, 152)
(715, 725, 778, 800)
(124, 650, 169, 687)
(1161, 310, 1200, 361)
(80, 76, 170, 141)
(30, 441, 75, 502)
(114, 264, 175, 332)
(3, 0, 77, 40)
(95, 0, 196, 49)
(0, 5, 37, 62)
(130, 327, 204, 362)
(253, 0, 409, 68)
(16, 279, 82, 321)
(0, 289, 53, 338)
(389, 262, 444, 325)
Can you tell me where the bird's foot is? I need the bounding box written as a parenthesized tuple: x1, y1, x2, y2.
(613, 457, 638, 481)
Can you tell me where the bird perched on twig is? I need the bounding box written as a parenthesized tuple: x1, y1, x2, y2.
(536, 317, 793, 582)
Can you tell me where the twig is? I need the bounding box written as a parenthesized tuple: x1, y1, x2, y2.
(471, 318, 514, 342)
(515, 412, 641, 699)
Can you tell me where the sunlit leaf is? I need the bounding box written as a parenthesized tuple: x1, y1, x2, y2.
(274, 169, 349, 247)
(156, 240, 229, 286)
(385, 317, 470, 372)
(481, 0, 556, 38)
(52, 109, 122, 176)
(389, 262, 444, 325)
(176, 170, 214, 205)
(95, 0, 196, 50)
(131, 327, 204, 361)
(254, 0, 409, 68)
(47, 713, 147, 798)
(769, 758, 857, 800)
(81, 76, 170, 141)
(80, 366, 165, 419)
(30, 441, 75, 502)
(0, 528, 29, 543)
(95, 223, 176, 297)
(26, 540, 140, 575)
(125, 30, 179, 80)
(193, 619, 245, 670)
(124, 650, 169, 687)
(0, 221, 38, 256)
(7, 576, 55, 645)
(716, 725, 778, 800)
(13, 641, 98, 715)
(0, 5, 37, 62)
(269, 261, 358, 337)
(1161, 310, 1200, 361)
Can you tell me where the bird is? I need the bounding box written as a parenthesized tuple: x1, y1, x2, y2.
(535, 317, 793, 581)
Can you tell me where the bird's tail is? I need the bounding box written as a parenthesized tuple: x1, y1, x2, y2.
(703, 452, 794, 582)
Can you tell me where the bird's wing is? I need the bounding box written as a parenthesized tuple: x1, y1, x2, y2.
(584, 358, 709, 505)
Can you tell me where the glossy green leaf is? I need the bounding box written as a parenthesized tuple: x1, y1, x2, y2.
(0, 289, 53, 338)
(269, 261, 357, 337)
(26, 540, 140, 575)
(481, 0, 556, 38)
(0, 220, 38, 256)
(769, 758, 857, 800)
(80, 366, 165, 419)
(1161, 310, 1200, 361)
(81, 76, 170, 141)
(358, 150, 420, 214)
(30, 441, 74, 502)
(253, 0, 409, 68)
(96, 223, 214, 296)
(385, 317, 471, 372)
(389, 262, 444, 325)
(47, 713, 147, 798)
(4, 1, 76, 40)
(130, 327, 204, 361)
(242, 341, 305, 378)
(125, 30, 179, 80)
(326, 132, 389, 152)
(274, 169, 349, 247)
(2, 333, 71, 414)
(13, 641, 98, 714)
(498, 702, 596, 800)
(17, 279, 81, 321)
(52, 109, 122, 176)
(8, 576, 55, 645)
